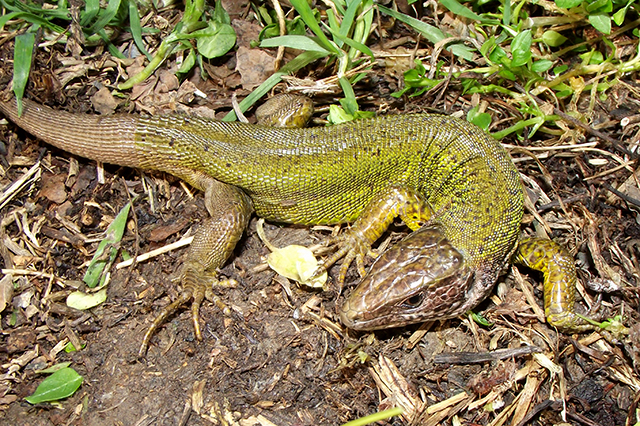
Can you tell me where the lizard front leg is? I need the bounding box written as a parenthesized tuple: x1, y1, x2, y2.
(320, 186, 434, 286)
(140, 175, 253, 356)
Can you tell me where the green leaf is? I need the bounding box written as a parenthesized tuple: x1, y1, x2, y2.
(588, 14, 611, 33)
(36, 362, 72, 374)
(212, 0, 231, 25)
(553, 64, 569, 74)
(83, 202, 131, 288)
(12, 31, 36, 116)
(531, 59, 553, 72)
(580, 50, 604, 64)
(377, 5, 474, 61)
(340, 407, 404, 426)
(542, 30, 568, 47)
(260, 35, 331, 54)
(612, 1, 632, 25)
(66, 288, 108, 310)
(467, 107, 492, 131)
(439, 0, 487, 22)
(510, 29, 532, 67)
(555, 0, 583, 8)
(289, 0, 340, 54)
(469, 311, 494, 327)
(194, 22, 236, 59)
(325, 25, 375, 59)
(128, 0, 150, 60)
(177, 48, 197, 74)
(88, 0, 121, 34)
(327, 104, 355, 124)
(81, 0, 100, 26)
(25, 367, 83, 404)
(585, 0, 612, 13)
(338, 76, 359, 116)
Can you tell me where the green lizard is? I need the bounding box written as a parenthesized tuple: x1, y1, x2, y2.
(0, 96, 593, 356)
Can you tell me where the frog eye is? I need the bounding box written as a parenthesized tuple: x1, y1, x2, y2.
(401, 294, 423, 308)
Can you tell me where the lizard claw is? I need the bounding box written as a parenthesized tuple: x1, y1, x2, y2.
(315, 229, 375, 287)
(138, 267, 236, 358)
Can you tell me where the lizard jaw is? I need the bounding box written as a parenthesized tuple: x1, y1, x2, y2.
(339, 225, 476, 330)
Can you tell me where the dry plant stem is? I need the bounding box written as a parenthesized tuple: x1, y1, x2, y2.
(604, 183, 640, 208)
(116, 236, 194, 269)
(271, 0, 286, 70)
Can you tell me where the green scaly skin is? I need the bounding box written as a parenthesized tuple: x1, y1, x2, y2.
(0, 97, 592, 355)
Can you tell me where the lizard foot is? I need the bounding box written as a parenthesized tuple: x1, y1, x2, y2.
(138, 268, 237, 358)
(316, 229, 380, 287)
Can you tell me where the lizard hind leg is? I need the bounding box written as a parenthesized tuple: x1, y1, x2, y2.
(139, 177, 253, 357)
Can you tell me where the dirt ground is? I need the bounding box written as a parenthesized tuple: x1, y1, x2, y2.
(1, 2, 640, 426)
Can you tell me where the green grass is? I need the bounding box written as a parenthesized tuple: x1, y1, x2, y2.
(3, 0, 638, 132)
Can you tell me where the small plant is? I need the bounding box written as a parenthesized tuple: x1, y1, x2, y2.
(225, 0, 377, 122)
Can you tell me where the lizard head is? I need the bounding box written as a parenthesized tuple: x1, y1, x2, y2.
(339, 225, 475, 330)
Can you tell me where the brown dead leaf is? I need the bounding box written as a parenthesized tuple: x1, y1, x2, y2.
(148, 219, 189, 242)
(39, 172, 68, 204)
(90, 87, 119, 115)
(0, 274, 14, 313)
(157, 69, 180, 93)
(232, 18, 262, 49)
(6, 328, 37, 354)
(235, 46, 276, 91)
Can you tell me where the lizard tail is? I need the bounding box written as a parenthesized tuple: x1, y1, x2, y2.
(0, 97, 144, 168)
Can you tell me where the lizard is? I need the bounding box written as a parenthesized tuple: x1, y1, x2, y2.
(0, 96, 594, 356)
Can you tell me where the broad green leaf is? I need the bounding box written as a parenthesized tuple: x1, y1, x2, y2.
(555, 0, 583, 8)
(553, 64, 569, 74)
(212, 0, 231, 25)
(194, 21, 236, 59)
(177, 48, 197, 74)
(588, 14, 611, 33)
(467, 107, 492, 131)
(83, 202, 131, 287)
(328, 104, 355, 124)
(510, 29, 532, 67)
(13, 32, 36, 116)
(531, 59, 554, 72)
(613, 1, 632, 25)
(580, 50, 604, 64)
(585, 0, 612, 13)
(25, 367, 83, 404)
(542, 30, 568, 47)
(66, 288, 108, 310)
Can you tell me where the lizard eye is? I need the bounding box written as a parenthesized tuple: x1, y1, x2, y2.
(401, 294, 423, 308)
